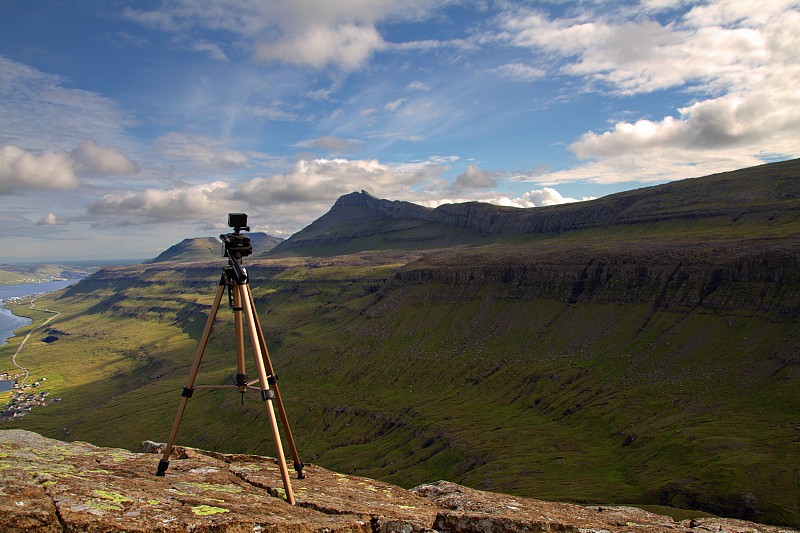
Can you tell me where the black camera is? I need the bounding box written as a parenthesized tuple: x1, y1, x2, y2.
(228, 212, 248, 231)
(221, 212, 252, 260)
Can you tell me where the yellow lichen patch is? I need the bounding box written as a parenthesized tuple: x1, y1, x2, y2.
(41, 481, 57, 487)
(191, 504, 229, 516)
(177, 481, 243, 493)
(203, 497, 226, 503)
(27, 463, 75, 474)
(84, 469, 112, 474)
(146, 499, 160, 505)
(86, 499, 124, 512)
(93, 489, 132, 504)
(399, 505, 417, 510)
(231, 464, 264, 472)
(104, 450, 134, 462)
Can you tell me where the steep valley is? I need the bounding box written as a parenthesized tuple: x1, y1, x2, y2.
(4, 229, 799, 526)
(3, 159, 800, 527)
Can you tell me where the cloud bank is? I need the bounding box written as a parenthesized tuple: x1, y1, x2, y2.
(501, 0, 800, 183)
(0, 145, 80, 195)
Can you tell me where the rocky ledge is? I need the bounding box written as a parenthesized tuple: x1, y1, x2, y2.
(0, 429, 795, 532)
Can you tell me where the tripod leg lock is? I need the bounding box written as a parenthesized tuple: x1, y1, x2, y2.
(261, 389, 275, 402)
(181, 386, 195, 398)
(267, 374, 278, 385)
(156, 459, 170, 477)
(236, 373, 248, 387)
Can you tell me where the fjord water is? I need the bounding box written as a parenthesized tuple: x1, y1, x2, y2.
(0, 279, 79, 346)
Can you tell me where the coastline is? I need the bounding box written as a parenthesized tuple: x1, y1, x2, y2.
(0, 278, 81, 344)
(0, 278, 82, 420)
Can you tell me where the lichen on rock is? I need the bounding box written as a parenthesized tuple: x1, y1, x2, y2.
(0, 429, 796, 533)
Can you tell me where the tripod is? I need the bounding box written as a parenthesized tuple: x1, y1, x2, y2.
(155, 252, 305, 506)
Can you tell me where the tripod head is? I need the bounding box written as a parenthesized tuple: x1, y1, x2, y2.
(220, 212, 252, 283)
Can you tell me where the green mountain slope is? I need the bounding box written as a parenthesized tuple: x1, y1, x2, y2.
(146, 233, 283, 263)
(272, 158, 800, 256)
(3, 159, 800, 526)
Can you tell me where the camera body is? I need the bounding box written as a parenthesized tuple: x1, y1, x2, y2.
(228, 212, 248, 230)
(221, 212, 252, 259)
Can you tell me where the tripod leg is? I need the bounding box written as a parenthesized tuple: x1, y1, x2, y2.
(239, 283, 296, 506)
(156, 277, 226, 476)
(246, 288, 305, 479)
(232, 282, 248, 398)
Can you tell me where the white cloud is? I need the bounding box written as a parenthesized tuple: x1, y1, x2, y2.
(521, 151, 767, 186)
(36, 213, 68, 226)
(294, 136, 361, 153)
(407, 81, 430, 91)
(566, 75, 800, 181)
(491, 63, 546, 82)
(452, 164, 498, 190)
(192, 41, 229, 61)
(122, 7, 180, 32)
(122, 1, 457, 72)
(419, 186, 592, 209)
(254, 23, 385, 71)
(0, 139, 137, 195)
(156, 133, 251, 170)
(0, 56, 135, 152)
(71, 140, 139, 176)
(499, 1, 800, 185)
(512, 188, 587, 208)
(0, 145, 81, 195)
(250, 103, 298, 121)
(82, 155, 450, 232)
(234, 157, 445, 205)
(500, 2, 795, 95)
(385, 98, 408, 112)
(87, 181, 233, 223)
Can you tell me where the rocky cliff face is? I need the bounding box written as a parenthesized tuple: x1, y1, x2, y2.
(1, 429, 795, 533)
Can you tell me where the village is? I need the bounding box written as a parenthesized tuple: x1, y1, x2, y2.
(0, 372, 61, 421)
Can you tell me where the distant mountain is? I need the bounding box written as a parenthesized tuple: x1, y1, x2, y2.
(271, 158, 800, 256)
(0, 263, 93, 285)
(146, 233, 283, 263)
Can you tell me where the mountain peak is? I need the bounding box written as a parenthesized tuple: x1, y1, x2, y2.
(272, 158, 800, 257)
(333, 190, 377, 205)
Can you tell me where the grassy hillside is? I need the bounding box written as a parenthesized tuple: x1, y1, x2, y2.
(3, 160, 800, 526)
(0, 263, 91, 285)
(3, 223, 799, 525)
(146, 233, 283, 263)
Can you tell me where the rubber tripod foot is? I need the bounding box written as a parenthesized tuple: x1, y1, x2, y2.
(156, 459, 170, 477)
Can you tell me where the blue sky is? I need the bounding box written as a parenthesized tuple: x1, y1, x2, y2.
(1, 0, 798, 261)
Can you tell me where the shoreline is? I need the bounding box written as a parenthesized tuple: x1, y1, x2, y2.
(0, 278, 81, 345)
(0, 279, 81, 420)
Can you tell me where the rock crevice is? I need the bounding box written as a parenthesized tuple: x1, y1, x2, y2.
(0, 430, 796, 532)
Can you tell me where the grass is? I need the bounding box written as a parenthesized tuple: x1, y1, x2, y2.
(1, 215, 799, 527)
